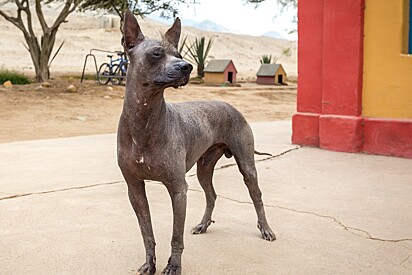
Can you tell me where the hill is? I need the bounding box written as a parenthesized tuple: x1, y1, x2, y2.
(191, 20, 232, 33)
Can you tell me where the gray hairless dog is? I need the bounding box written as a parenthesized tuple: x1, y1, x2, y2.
(117, 10, 276, 275)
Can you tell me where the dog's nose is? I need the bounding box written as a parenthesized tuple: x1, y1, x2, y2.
(174, 62, 193, 72)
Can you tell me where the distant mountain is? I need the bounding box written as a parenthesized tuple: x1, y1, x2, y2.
(261, 31, 286, 40)
(192, 20, 231, 33)
(148, 15, 233, 33)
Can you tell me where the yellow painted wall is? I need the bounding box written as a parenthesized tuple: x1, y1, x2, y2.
(363, 0, 412, 118)
(274, 66, 287, 84)
(204, 72, 225, 84)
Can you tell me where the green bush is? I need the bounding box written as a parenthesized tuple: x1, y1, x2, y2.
(0, 69, 30, 85)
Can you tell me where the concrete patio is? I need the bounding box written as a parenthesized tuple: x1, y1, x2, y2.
(1, 121, 411, 274)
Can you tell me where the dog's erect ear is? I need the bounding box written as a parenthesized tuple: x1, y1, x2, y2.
(164, 17, 181, 48)
(122, 10, 144, 51)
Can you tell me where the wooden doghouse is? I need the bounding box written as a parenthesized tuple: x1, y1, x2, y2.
(256, 64, 287, 85)
(204, 59, 237, 85)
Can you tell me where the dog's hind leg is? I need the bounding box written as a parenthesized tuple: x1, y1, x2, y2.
(236, 158, 276, 241)
(191, 144, 227, 234)
(230, 126, 276, 241)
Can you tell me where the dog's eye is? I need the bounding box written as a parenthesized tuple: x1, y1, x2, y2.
(152, 51, 163, 58)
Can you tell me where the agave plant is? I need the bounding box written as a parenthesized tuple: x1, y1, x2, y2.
(260, 54, 272, 64)
(260, 54, 279, 64)
(186, 37, 213, 77)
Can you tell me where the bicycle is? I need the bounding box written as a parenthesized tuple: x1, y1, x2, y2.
(98, 51, 128, 85)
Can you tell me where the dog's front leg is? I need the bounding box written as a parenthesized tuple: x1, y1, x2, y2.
(126, 177, 157, 275)
(162, 180, 188, 275)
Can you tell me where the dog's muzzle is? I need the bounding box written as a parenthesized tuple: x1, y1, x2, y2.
(166, 61, 193, 87)
(173, 61, 193, 74)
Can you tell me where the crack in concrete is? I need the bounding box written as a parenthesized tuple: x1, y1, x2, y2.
(0, 181, 124, 201)
(0, 147, 295, 201)
(218, 146, 301, 170)
(403, 245, 412, 251)
(400, 254, 411, 267)
(186, 146, 301, 178)
(213, 194, 412, 244)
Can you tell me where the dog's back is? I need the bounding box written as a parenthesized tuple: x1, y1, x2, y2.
(166, 100, 254, 171)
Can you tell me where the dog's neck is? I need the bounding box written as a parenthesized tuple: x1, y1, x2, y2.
(123, 75, 167, 136)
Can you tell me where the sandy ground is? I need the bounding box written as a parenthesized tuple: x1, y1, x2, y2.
(0, 79, 296, 143)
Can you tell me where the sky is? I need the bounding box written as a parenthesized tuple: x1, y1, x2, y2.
(149, 0, 297, 40)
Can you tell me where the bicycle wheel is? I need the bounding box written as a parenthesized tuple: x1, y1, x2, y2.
(110, 64, 121, 85)
(111, 63, 127, 85)
(98, 63, 111, 85)
(121, 62, 128, 83)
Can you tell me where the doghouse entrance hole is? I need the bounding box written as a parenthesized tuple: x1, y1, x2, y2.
(278, 75, 283, 84)
(228, 72, 233, 83)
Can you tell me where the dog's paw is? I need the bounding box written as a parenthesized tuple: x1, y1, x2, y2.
(191, 219, 214, 234)
(137, 262, 156, 275)
(258, 221, 276, 242)
(161, 263, 181, 275)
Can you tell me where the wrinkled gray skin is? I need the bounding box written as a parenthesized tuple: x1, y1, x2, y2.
(117, 10, 276, 275)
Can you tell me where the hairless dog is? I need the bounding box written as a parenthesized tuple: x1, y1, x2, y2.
(117, 10, 276, 275)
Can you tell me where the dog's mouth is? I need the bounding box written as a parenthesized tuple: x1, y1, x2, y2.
(154, 74, 190, 89)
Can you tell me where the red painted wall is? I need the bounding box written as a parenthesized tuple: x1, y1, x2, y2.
(297, 0, 324, 114)
(322, 0, 364, 116)
(293, 0, 364, 153)
(293, 0, 412, 158)
(318, 0, 364, 152)
(292, 113, 320, 146)
(363, 119, 412, 158)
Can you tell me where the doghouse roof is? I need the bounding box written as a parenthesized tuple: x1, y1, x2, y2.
(204, 59, 237, 73)
(256, 63, 285, 76)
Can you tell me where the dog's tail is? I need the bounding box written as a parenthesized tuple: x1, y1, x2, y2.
(224, 149, 272, 158)
(254, 150, 273, 157)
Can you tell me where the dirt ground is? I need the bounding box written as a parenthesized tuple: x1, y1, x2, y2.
(0, 78, 296, 143)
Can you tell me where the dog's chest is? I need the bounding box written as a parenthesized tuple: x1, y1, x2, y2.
(125, 140, 176, 181)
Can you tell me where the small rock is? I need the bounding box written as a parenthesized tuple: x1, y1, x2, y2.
(66, 84, 77, 93)
(34, 85, 43, 91)
(41, 81, 51, 88)
(3, 80, 12, 88)
(106, 86, 113, 92)
(103, 95, 111, 99)
(76, 116, 86, 121)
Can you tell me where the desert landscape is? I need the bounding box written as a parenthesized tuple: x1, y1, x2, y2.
(0, 3, 297, 143)
(0, 4, 297, 79)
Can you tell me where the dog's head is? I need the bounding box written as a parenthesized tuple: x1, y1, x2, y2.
(122, 10, 193, 89)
